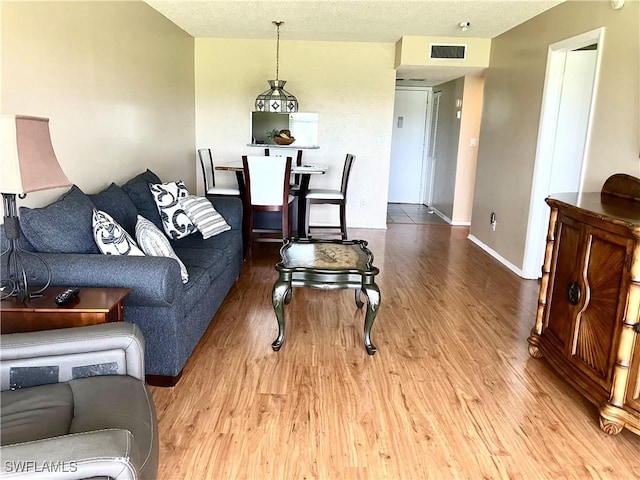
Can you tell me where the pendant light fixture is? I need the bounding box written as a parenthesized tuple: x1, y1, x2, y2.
(254, 21, 299, 113)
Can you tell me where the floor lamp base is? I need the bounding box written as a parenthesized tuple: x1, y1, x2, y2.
(1, 194, 51, 302)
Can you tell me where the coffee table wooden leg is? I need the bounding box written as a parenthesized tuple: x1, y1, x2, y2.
(361, 283, 380, 355)
(272, 279, 290, 351)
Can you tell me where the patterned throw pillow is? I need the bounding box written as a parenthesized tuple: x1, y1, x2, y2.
(135, 216, 189, 283)
(149, 181, 197, 240)
(92, 209, 144, 256)
(179, 196, 231, 239)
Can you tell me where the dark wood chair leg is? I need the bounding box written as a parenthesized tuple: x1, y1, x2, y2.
(340, 202, 347, 239)
(283, 206, 289, 239)
(244, 208, 253, 254)
(305, 199, 312, 238)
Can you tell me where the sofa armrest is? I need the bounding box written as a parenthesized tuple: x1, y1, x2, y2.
(0, 323, 146, 390)
(208, 196, 242, 231)
(22, 252, 182, 307)
(0, 429, 142, 480)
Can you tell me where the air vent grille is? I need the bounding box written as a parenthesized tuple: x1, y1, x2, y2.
(430, 44, 467, 60)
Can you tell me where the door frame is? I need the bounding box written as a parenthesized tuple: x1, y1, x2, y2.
(522, 27, 604, 279)
(423, 89, 440, 206)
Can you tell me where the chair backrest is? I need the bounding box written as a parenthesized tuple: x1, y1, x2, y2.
(264, 148, 303, 185)
(242, 155, 292, 207)
(340, 154, 356, 196)
(197, 148, 215, 190)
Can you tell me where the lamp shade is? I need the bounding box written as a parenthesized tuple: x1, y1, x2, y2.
(255, 80, 299, 113)
(1, 114, 71, 194)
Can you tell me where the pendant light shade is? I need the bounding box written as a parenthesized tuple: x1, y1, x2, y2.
(255, 80, 298, 113)
(254, 21, 298, 113)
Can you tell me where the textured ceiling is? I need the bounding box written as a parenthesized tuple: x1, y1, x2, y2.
(144, 0, 565, 84)
(144, 0, 564, 41)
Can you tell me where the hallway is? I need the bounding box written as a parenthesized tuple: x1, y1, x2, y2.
(386, 203, 449, 225)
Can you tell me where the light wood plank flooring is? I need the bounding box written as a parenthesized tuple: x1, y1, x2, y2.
(150, 224, 640, 479)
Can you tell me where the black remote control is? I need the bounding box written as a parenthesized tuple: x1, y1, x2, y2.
(55, 287, 81, 305)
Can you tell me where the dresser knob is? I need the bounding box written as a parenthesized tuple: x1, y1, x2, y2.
(567, 282, 581, 305)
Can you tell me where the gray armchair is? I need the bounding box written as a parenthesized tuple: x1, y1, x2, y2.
(0, 323, 159, 479)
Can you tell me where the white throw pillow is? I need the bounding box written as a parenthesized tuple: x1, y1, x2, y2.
(149, 180, 197, 240)
(179, 195, 231, 239)
(92, 209, 144, 256)
(135, 215, 189, 284)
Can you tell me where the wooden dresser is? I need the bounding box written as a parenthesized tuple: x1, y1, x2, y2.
(528, 174, 640, 436)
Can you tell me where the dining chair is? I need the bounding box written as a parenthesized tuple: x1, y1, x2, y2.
(264, 148, 304, 194)
(198, 148, 241, 197)
(305, 153, 356, 240)
(242, 155, 295, 248)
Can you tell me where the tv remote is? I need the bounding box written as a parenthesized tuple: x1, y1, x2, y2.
(55, 287, 81, 305)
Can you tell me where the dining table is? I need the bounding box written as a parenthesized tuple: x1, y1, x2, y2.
(215, 160, 327, 239)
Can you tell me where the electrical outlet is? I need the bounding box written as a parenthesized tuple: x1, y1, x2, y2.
(360, 200, 366, 208)
(490, 212, 497, 231)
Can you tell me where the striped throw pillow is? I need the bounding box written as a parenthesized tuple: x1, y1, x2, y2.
(179, 196, 231, 239)
(135, 215, 189, 283)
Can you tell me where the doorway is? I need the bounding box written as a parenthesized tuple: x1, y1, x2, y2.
(388, 87, 431, 204)
(522, 28, 603, 279)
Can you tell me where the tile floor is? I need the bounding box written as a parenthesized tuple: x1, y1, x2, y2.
(386, 203, 449, 225)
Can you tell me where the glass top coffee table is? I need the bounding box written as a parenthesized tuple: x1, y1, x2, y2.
(272, 238, 381, 354)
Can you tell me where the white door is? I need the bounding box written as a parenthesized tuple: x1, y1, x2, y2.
(388, 88, 429, 203)
(548, 48, 597, 194)
(523, 29, 603, 279)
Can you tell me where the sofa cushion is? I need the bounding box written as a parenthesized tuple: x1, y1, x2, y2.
(135, 215, 188, 284)
(179, 265, 211, 314)
(171, 228, 242, 252)
(179, 195, 231, 239)
(149, 181, 197, 240)
(1, 383, 73, 445)
(93, 209, 144, 256)
(121, 170, 163, 231)
(89, 183, 139, 236)
(173, 230, 242, 283)
(19, 185, 99, 254)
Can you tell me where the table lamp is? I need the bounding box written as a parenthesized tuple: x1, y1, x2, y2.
(1, 115, 72, 301)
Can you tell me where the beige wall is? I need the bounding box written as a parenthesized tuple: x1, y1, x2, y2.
(471, 0, 640, 268)
(1, 1, 195, 209)
(431, 77, 464, 219)
(452, 74, 484, 225)
(195, 38, 396, 229)
(431, 74, 484, 224)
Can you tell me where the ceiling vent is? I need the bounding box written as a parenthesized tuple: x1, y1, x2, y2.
(430, 44, 467, 60)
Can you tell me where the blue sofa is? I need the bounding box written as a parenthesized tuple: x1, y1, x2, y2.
(3, 170, 244, 386)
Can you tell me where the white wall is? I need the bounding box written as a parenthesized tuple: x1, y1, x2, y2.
(1, 1, 195, 209)
(195, 38, 397, 229)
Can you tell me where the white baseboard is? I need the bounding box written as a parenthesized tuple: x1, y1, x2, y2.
(467, 234, 525, 278)
(431, 208, 452, 224)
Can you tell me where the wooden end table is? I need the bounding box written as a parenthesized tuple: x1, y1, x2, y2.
(1, 287, 130, 334)
(272, 238, 381, 354)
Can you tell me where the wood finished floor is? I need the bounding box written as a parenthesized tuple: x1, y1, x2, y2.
(149, 225, 640, 479)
